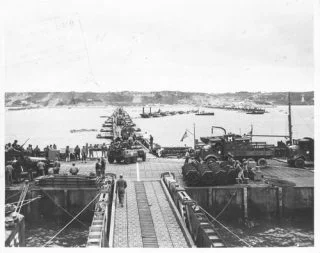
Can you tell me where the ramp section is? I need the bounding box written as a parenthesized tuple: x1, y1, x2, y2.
(135, 182, 159, 247)
(113, 180, 190, 248)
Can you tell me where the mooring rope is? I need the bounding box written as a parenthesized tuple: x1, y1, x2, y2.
(215, 191, 237, 219)
(5, 186, 24, 202)
(43, 193, 100, 247)
(41, 190, 87, 228)
(15, 184, 29, 214)
(198, 205, 252, 248)
(18, 196, 42, 207)
(9, 196, 41, 205)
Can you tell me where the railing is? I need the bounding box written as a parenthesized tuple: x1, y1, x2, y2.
(161, 172, 225, 248)
(86, 174, 116, 247)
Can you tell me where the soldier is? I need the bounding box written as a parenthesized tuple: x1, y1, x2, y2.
(37, 160, 46, 176)
(69, 163, 79, 175)
(74, 145, 81, 160)
(81, 146, 87, 163)
(5, 163, 14, 185)
(65, 146, 70, 162)
(184, 149, 190, 164)
(53, 158, 60, 174)
(34, 145, 40, 157)
(149, 135, 154, 150)
(95, 158, 101, 176)
(89, 144, 94, 159)
(101, 157, 106, 177)
(101, 143, 107, 158)
(116, 174, 127, 207)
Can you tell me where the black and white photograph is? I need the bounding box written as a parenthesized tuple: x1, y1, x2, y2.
(2, 0, 318, 250)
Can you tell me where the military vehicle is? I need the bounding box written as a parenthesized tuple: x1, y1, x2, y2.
(287, 137, 314, 168)
(107, 142, 138, 164)
(197, 126, 274, 167)
(130, 143, 147, 161)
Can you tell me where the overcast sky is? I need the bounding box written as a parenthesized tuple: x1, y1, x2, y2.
(1, 0, 314, 93)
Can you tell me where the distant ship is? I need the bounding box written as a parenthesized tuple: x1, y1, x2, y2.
(195, 111, 215, 116)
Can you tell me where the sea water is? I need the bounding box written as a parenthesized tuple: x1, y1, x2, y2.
(5, 105, 314, 149)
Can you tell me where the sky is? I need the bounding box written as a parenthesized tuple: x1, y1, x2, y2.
(1, 0, 315, 93)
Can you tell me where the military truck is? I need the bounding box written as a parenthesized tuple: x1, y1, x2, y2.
(197, 126, 275, 167)
(287, 137, 314, 168)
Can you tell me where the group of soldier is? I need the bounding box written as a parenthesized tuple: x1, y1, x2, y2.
(65, 143, 108, 162)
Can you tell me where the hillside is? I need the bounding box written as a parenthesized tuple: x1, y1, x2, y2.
(5, 91, 314, 108)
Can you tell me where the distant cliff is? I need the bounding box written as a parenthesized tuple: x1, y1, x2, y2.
(5, 91, 314, 108)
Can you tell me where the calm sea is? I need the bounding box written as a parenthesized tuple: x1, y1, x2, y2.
(5, 105, 314, 149)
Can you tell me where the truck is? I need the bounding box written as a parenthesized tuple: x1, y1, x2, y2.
(287, 137, 314, 168)
(197, 126, 275, 167)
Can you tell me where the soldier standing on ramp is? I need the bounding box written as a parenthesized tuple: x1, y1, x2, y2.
(116, 174, 127, 207)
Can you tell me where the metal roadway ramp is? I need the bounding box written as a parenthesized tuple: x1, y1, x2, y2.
(112, 180, 190, 248)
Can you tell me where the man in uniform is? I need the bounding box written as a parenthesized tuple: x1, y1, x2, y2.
(101, 157, 106, 177)
(149, 135, 154, 150)
(95, 158, 101, 176)
(116, 174, 127, 207)
(5, 163, 14, 185)
(53, 158, 60, 174)
(184, 149, 190, 164)
(37, 160, 46, 176)
(69, 163, 79, 175)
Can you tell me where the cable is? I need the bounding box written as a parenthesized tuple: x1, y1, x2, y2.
(18, 196, 41, 207)
(8, 196, 41, 205)
(215, 192, 237, 219)
(5, 189, 23, 202)
(198, 205, 252, 247)
(41, 190, 87, 228)
(43, 193, 100, 247)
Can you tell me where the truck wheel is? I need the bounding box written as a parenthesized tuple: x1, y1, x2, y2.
(116, 158, 122, 163)
(124, 158, 130, 164)
(108, 157, 114, 164)
(258, 158, 267, 167)
(206, 157, 216, 166)
(294, 158, 305, 168)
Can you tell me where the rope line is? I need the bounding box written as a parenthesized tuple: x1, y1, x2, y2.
(15, 184, 29, 214)
(198, 206, 252, 247)
(18, 196, 42, 207)
(215, 192, 237, 219)
(9, 196, 41, 205)
(43, 193, 100, 247)
(5, 189, 23, 202)
(41, 190, 88, 228)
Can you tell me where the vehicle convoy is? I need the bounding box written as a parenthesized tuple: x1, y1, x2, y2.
(287, 137, 314, 168)
(197, 126, 274, 167)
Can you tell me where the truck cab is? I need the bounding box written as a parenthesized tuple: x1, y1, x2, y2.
(287, 137, 314, 168)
